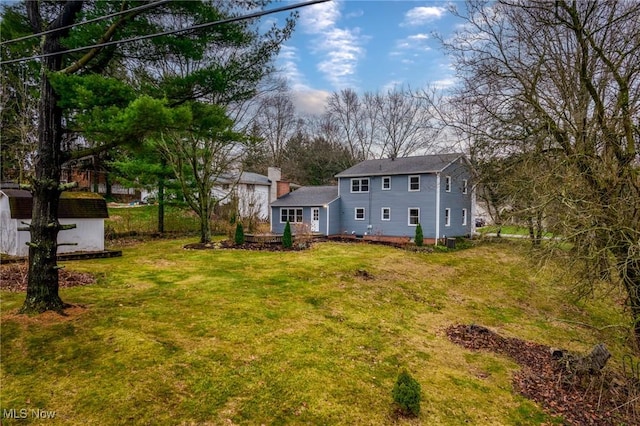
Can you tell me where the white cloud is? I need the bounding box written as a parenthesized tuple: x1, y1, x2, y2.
(290, 87, 331, 116)
(299, 0, 366, 90)
(403, 6, 447, 26)
(300, 0, 341, 33)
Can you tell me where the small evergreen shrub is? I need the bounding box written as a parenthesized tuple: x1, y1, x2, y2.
(282, 221, 292, 248)
(414, 223, 424, 247)
(234, 222, 245, 245)
(392, 370, 421, 417)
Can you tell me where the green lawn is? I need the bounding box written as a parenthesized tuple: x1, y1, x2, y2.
(0, 239, 631, 425)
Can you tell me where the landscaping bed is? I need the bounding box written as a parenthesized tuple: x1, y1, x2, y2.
(447, 324, 638, 425)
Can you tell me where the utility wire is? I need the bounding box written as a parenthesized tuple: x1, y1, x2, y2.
(0, 0, 172, 46)
(0, 0, 329, 66)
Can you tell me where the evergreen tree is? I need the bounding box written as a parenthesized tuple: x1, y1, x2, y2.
(234, 222, 245, 245)
(414, 223, 423, 247)
(282, 220, 292, 248)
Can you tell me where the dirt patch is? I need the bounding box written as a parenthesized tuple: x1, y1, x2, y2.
(2, 304, 89, 325)
(446, 324, 638, 425)
(0, 262, 96, 292)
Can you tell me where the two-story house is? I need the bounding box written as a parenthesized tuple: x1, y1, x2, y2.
(270, 153, 474, 243)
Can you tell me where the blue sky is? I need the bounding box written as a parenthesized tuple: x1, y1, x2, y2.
(271, 0, 466, 114)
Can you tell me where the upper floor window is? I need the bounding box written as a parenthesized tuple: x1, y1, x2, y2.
(462, 179, 468, 194)
(382, 176, 391, 190)
(445, 176, 451, 192)
(409, 175, 420, 192)
(351, 178, 369, 193)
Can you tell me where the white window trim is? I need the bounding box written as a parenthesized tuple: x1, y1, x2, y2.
(408, 175, 420, 192)
(445, 208, 451, 227)
(408, 207, 420, 226)
(280, 208, 303, 224)
(445, 176, 451, 192)
(462, 208, 467, 226)
(462, 179, 468, 194)
(381, 207, 391, 221)
(355, 207, 365, 221)
(382, 176, 391, 190)
(351, 178, 370, 193)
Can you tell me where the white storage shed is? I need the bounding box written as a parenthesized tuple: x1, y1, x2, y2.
(0, 188, 109, 257)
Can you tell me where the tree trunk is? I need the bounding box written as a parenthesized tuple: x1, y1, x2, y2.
(620, 256, 640, 349)
(158, 177, 165, 234)
(21, 1, 83, 314)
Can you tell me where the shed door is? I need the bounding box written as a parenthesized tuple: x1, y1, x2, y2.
(311, 207, 320, 233)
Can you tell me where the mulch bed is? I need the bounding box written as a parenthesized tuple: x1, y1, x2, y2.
(183, 240, 311, 251)
(0, 262, 96, 292)
(446, 324, 638, 425)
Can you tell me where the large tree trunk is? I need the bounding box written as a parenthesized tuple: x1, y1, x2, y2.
(619, 255, 640, 349)
(21, 1, 83, 314)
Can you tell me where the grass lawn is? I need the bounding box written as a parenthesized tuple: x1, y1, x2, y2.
(0, 239, 632, 425)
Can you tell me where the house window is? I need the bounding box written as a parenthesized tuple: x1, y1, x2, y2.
(382, 176, 391, 190)
(462, 179, 468, 194)
(409, 175, 420, 192)
(445, 208, 451, 226)
(408, 208, 420, 226)
(381, 207, 391, 221)
(462, 208, 467, 226)
(222, 184, 230, 191)
(246, 184, 255, 193)
(351, 178, 369, 193)
(355, 207, 365, 221)
(281, 208, 303, 223)
(445, 176, 451, 192)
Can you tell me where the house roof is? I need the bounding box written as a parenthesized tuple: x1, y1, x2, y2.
(216, 172, 271, 186)
(270, 186, 339, 207)
(0, 189, 109, 219)
(334, 153, 465, 178)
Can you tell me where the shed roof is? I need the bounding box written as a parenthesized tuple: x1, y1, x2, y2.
(335, 153, 464, 178)
(0, 189, 109, 219)
(271, 186, 339, 207)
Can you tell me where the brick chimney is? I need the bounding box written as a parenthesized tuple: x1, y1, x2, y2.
(276, 181, 291, 198)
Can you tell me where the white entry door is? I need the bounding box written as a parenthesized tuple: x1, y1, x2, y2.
(311, 207, 320, 233)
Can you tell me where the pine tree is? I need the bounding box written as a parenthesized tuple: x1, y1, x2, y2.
(414, 223, 424, 247)
(282, 220, 292, 248)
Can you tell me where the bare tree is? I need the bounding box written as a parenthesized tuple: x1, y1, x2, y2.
(253, 90, 301, 166)
(324, 88, 370, 160)
(443, 0, 640, 346)
(374, 88, 439, 159)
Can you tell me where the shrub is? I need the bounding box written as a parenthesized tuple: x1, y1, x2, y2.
(414, 223, 424, 247)
(282, 221, 292, 248)
(392, 370, 421, 417)
(234, 222, 245, 245)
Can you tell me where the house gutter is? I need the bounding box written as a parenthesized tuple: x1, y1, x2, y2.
(435, 172, 441, 246)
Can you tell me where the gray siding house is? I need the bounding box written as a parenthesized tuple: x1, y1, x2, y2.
(270, 153, 473, 242)
(270, 186, 340, 235)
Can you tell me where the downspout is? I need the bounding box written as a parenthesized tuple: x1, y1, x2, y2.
(435, 172, 441, 246)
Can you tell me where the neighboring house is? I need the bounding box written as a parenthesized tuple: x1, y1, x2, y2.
(214, 167, 292, 221)
(0, 186, 109, 257)
(269, 153, 474, 243)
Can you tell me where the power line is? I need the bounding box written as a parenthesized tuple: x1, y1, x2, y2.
(0, 0, 172, 47)
(0, 0, 329, 66)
